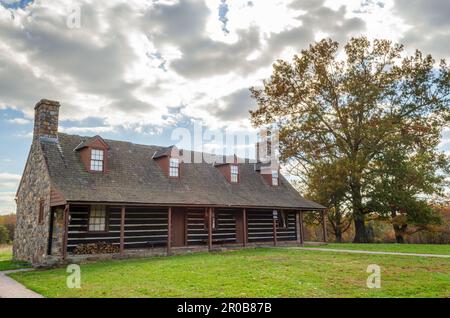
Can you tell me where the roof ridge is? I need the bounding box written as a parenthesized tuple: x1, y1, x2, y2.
(58, 132, 256, 162)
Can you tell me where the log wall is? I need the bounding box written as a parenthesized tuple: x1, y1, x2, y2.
(186, 208, 238, 245)
(67, 205, 297, 252)
(67, 206, 168, 251)
(247, 209, 297, 242)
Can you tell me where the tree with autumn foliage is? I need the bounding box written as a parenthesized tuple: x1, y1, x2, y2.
(250, 37, 449, 242)
(304, 159, 352, 242)
(367, 144, 448, 243)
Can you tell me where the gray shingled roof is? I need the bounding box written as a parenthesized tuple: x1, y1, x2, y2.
(40, 133, 325, 210)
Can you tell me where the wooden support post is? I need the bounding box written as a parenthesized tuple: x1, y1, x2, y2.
(242, 208, 247, 247)
(167, 207, 172, 255)
(62, 204, 69, 261)
(120, 206, 125, 255)
(208, 207, 213, 251)
(322, 210, 328, 243)
(299, 211, 304, 245)
(296, 212, 301, 246)
(273, 216, 277, 246)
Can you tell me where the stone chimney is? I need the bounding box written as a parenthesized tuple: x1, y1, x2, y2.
(33, 99, 60, 140)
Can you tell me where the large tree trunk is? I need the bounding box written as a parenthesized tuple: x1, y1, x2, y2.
(351, 180, 368, 243)
(393, 223, 408, 243)
(335, 230, 343, 243)
(330, 212, 343, 243)
(353, 218, 369, 243)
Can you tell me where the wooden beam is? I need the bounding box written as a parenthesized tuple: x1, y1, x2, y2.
(242, 208, 247, 247)
(62, 204, 69, 261)
(67, 201, 325, 211)
(120, 206, 125, 255)
(296, 212, 301, 246)
(273, 214, 277, 247)
(167, 207, 172, 255)
(208, 207, 213, 251)
(299, 211, 304, 245)
(47, 208, 55, 256)
(322, 210, 328, 243)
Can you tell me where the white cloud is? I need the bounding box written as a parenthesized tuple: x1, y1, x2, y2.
(0, 191, 16, 215)
(0, 172, 21, 189)
(7, 118, 30, 124)
(0, 173, 20, 214)
(0, 0, 367, 131)
(0, 172, 21, 180)
(59, 125, 115, 135)
(393, 0, 450, 60)
(15, 131, 33, 139)
(0, 0, 447, 136)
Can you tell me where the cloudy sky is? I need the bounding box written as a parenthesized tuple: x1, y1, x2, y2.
(0, 0, 449, 214)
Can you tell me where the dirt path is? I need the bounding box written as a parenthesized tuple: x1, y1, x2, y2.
(296, 247, 450, 258)
(0, 269, 44, 298)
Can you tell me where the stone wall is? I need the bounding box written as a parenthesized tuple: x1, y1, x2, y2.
(13, 141, 52, 265)
(50, 208, 65, 256)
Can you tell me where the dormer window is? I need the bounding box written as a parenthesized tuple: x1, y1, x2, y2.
(230, 165, 239, 183)
(75, 135, 109, 173)
(272, 170, 279, 186)
(90, 149, 104, 172)
(169, 158, 180, 177)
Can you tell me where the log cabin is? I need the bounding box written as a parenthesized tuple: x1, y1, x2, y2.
(13, 99, 326, 266)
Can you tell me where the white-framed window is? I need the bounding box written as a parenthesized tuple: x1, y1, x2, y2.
(230, 165, 239, 183)
(90, 149, 104, 172)
(88, 205, 106, 232)
(272, 170, 279, 186)
(277, 211, 288, 229)
(169, 158, 180, 177)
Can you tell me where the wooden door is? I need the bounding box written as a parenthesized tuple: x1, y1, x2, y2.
(171, 208, 186, 247)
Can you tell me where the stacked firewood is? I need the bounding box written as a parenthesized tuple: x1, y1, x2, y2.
(73, 242, 120, 255)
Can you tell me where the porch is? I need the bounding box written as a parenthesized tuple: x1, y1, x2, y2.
(48, 204, 327, 262)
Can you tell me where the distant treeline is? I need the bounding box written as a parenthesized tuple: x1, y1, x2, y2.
(303, 205, 450, 244)
(0, 214, 16, 244)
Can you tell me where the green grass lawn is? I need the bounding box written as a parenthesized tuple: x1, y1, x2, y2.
(306, 243, 450, 255)
(0, 245, 30, 271)
(9, 248, 450, 298)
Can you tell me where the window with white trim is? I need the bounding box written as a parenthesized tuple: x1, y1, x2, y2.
(272, 170, 279, 186)
(90, 149, 104, 172)
(169, 158, 180, 177)
(88, 205, 106, 232)
(277, 211, 288, 229)
(230, 165, 239, 183)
